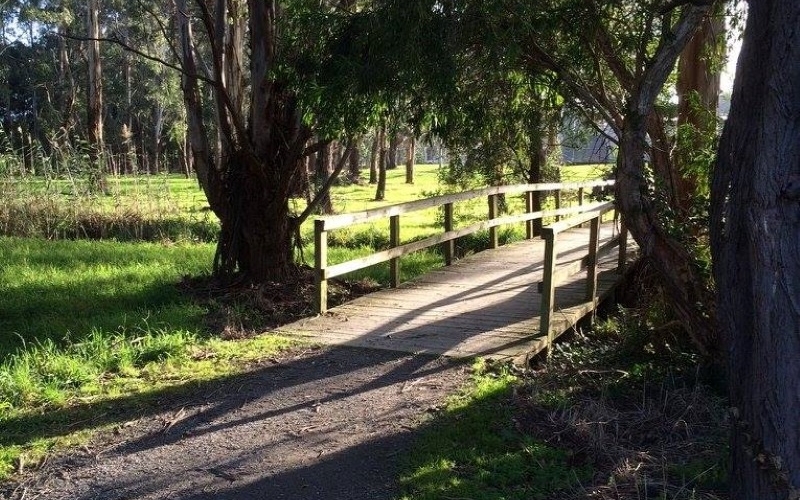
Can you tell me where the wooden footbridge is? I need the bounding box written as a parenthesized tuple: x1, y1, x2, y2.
(277, 180, 636, 364)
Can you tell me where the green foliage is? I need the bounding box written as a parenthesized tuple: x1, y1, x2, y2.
(400, 361, 589, 500)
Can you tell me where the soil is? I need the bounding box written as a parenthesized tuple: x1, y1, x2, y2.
(1, 346, 471, 500)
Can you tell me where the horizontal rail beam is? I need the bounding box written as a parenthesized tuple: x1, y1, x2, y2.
(322, 202, 612, 280)
(318, 180, 615, 230)
(541, 201, 615, 237)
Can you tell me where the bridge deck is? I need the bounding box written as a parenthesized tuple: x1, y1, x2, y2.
(277, 223, 630, 363)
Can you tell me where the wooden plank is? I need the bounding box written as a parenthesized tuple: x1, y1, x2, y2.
(318, 180, 615, 230)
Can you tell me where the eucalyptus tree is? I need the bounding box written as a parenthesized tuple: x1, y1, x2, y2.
(175, 0, 374, 281)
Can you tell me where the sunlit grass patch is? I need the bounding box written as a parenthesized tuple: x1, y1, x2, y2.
(400, 361, 590, 500)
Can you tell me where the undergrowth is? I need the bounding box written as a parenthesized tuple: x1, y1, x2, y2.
(399, 360, 590, 500)
(519, 305, 729, 499)
(400, 303, 729, 500)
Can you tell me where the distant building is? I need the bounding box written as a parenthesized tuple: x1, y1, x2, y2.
(561, 132, 616, 165)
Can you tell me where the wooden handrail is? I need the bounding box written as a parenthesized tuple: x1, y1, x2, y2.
(539, 202, 628, 352)
(317, 180, 614, 231)
(314, 179, 615, 313)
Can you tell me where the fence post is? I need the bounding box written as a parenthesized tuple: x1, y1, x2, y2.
(554, 189, 562, 221)
(525, 191, 535, 239)
(390, 214, 400, 287)
(540, 229, 558, 353)
(488, 193, 498, 249)
(586, 216, 600, 324)
(444, 202, 454, 265)
(314, 219, 328, 314)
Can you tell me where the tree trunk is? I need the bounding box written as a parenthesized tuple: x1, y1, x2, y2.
(674, 2, 724, 212)
(369, 131, 379, 183)
(57, 22, 76, 133)
(405, 136, 415, 184)
(347, 140, 361, 182)
(375, 126, 387, 200)
(86, 0, 105, 191)
(177, 0, 311, 283)
(315, 142, 334, 214)
(528, 129, 546, 236)
(711, 1, 800, 498)
(386, 133, 400, 169)
(613, 5, 719, 356)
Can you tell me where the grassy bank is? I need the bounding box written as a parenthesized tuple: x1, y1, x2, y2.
(400, 311, 729, 500)
(0, 238, 296, 479)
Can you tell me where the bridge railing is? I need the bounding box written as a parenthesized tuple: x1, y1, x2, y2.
(538, 201, 628, 351)
(314, 179, 615, 313)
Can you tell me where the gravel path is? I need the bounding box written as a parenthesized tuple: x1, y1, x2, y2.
(1, 346, 470, 500)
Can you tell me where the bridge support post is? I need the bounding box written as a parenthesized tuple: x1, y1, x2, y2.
(315, 219, 328, 314)
(586, 216, 600, 324)
(540, 229, 558, 353)
(525, 191, 535, 239)
(444, 203, 454, 265)
(617, 221, 628, 273)
(390, 215, 400, 287)
(488, 194, 499, 249)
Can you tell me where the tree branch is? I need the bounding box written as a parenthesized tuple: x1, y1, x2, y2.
(60, 33, 215, 86)
(295, 140, 356, 227)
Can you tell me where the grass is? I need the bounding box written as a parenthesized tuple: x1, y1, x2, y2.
(0, 237, 297, 479)
(399, 360, 590, 500)
(399, 307, 729, 500)
(0, 162, 612, 483)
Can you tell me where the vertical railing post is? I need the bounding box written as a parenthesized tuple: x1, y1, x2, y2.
(554, 189, 562, 221)
(390, 214, 400, 288)
(525, 191, 535, 239)
(586, 216, 600, 324)
(577, 187, 585, 227)
(618, 219, 628, 273)
(488, 193, 498, 249)
(540, 228, 558, 353)
(314, 219, 328, 314)
(444, 202, 454, 265)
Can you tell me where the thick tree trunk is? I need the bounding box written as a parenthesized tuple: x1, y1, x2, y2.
(178, 0, 310, 283)
(386, 133, 400, 169)
(711, 1, 800, 498)
(527, 133, 546, 236)
(346, 136, 361, 182)
(315, 142, 335, 214)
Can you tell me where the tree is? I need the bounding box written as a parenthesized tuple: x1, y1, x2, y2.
(365, 0, 718, 351)
(405, 136, 414, 184)
(674, 2, 725, 214)
(86, 0, 104, 189)
(175, 0, 361, 282)
(711, 1, 800, 497)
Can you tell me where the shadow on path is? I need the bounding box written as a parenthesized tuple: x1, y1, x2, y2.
(2, 346, 469, 500)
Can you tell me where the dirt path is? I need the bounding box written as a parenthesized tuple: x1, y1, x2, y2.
(2, 346, 470, 500)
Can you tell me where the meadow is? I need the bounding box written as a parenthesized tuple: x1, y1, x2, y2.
(0, 162, 613, 485)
